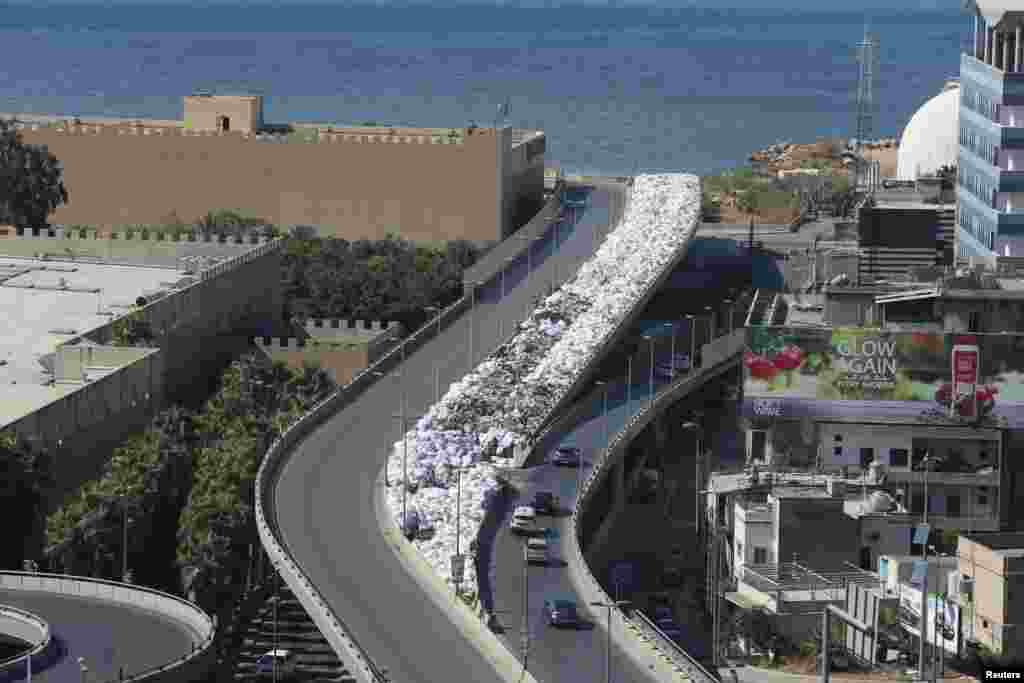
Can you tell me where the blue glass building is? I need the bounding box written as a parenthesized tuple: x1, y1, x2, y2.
(958, 2, 1024, 260)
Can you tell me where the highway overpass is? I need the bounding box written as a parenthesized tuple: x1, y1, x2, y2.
(0, 571, 213, 683)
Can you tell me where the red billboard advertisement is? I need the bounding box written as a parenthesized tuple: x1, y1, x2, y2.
(742, 327, 1024, 428)
(950, 344, 979, 420)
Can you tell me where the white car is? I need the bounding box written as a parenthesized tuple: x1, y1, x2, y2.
(510, 506, 537, 534)
(255, 649, 297, 677)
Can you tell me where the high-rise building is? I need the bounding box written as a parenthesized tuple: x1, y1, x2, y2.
(957, 2, 1024, 261)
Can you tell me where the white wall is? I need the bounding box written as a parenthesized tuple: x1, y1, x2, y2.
(733, 501, 775, 580)
(818, 423, 913, 470)
(999, 105, 1024, 127)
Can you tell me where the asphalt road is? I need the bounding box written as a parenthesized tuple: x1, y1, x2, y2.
(271, 182, 629, 683)
(491, 325, 710, 683)
(0, 590, 196, 682)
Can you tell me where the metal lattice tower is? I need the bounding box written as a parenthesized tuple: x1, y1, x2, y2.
(853, 23, 879, 193)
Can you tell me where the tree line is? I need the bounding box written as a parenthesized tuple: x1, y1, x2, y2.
(41, 357, 334, 617)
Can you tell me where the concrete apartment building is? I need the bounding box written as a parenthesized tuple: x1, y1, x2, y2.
(957, 1, 1024, 260)
(0, 230, 282, 505)
(957, 531, 1024, 655)
(5, 94, 545, 245)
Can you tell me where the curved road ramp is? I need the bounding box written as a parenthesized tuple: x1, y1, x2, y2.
(0, 571, 214, 682)
(255, 181, 626, 683)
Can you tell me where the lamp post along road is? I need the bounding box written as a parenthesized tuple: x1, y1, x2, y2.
(643, 335, 655, 407)
(591, 600, 631, 683)
(626, 356, 632, 406)
(724, 298, 734, 334)
(425, 305, 441, 404)
(372, 370, 387, 485)
(686, 315, 696, 374)
(666, 322, 676, 379)
(920, 453, 934, 682)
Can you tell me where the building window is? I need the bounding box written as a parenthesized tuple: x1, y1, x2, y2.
(754, 547, 767, 564)
(912, 448, 928, 470)
(978, 493, 988, 506)
(969, 311, 981, 332)
(890, 449, 909, 467)
(983, 619, 989, 629)
(834, 446, 843, 458)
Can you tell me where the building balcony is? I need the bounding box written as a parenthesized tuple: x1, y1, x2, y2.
(961, 53, 1024, 89)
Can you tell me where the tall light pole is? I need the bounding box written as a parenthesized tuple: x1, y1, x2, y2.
(273, 568, 280, 683)
(665, 322, 676, 379)
(499, 256, 515, 340)
(425, 305, 441, 404)
(551, 216, 561, 290)
(683, 421, 702, 536)
(454, 465, 470, 595)
(626, 356, 633, 406)
(704, 304, 715, 343)
(686, 314, 696, 374)
(522, 542, 530, 676)
(590, 600, 631, 683)
(723, 298, 734, 335)
(919, 452, 934, 681)
(468, 281, 480, 372)
(642, 335, 655, 407)
(595, 380, 610, 504)
(371, 370, 388, 485)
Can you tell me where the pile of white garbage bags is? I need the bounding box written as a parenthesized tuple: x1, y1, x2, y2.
(385, 174, 701, 597)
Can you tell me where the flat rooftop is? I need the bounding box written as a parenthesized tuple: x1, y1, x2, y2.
(0, 256, 187, 427)
(963, 531, 1024, 557)
(1, 111, 543, 146)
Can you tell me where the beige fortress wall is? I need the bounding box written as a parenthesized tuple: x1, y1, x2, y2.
(17, 123, 541, 245)
(256, 343, 370, 387)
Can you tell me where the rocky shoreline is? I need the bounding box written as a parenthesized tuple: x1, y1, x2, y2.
(749, 137, 899, 176)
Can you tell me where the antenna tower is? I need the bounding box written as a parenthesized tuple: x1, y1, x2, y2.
(854, 23, 879, 195)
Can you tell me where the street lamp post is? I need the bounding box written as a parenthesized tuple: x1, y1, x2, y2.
(454, 465, 471, 594)
(500, 256, 515, 340)
(590, 600, 632, 683)
(704, 305, 715, 342)
(425, 305, 441, 404)
(595, 380, 610, 503)
(522, 542, 530, 675)
(642, 335, 655, 407)
(626, 356, 633, 406)
(372, 370, 388, 485)
(683, 421, 702, 537)
(919, 452, 934, 681)
(665, 322, 676, 379)
(686, 315, 696, 374)
(723, 298, 734, 335)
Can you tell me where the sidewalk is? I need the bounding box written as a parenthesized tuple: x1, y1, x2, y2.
(720, 664, 980, 683)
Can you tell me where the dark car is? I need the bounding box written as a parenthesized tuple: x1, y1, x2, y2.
(531, 491, 558, 515)
(550, 446, 582, 467)
(401, 509, 421, 540)
(653, 606, 674, 622)
(544, 599, 580, 627)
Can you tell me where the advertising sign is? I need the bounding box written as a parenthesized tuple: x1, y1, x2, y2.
(742, 328, 1024, 427)
(951, 345, 979, 420)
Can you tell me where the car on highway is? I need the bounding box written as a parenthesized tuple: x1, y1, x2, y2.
(531, 491, 558, 515)
(543, 598, 581, 627)
(401, 509, 421, 540)
(655, 619, 683, 640)
(255, 649, 297, 677)
(510, 506, 537, 534)
(549, 446, 582, 467)
(526, 537, 549, 564)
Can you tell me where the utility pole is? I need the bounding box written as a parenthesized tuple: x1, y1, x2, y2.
(521, 543, 529, 676)
(919, 452, 933, 682)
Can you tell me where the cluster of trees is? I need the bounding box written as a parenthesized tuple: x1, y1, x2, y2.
(282, 234, 482, 331)
(0, 118, 69, 228)
(0, 432, 54, 570)
(702, 165, 854, 223)
(43, 357, 333, 612)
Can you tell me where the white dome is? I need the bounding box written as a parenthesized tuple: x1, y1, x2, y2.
(896, 84, 960, 181)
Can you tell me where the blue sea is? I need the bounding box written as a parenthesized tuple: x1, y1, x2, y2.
(0, 2, 969, 177)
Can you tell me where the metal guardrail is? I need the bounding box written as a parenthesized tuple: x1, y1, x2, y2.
(254, 291, 474, 683)
(0, 571, 213, 682)
(633, 610, 718, 680)
(0, 604, 50, 670)
(570, 330, 745, 683)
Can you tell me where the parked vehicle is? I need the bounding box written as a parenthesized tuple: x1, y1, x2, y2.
(416, 515, 435, 540)
(510, 506, 537, 534)
(655, 619, 683, 640)
(544, 598, 580, 627)
(531, 491, 558, 515)
(652, 606, 674, 622)
(526, 537, 549, 564)
(549, 446, 582, 467)
(255, 649, 297, 677)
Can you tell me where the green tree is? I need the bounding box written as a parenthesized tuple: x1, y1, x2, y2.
(0, 432, 55, 569)
(0, 118, 69, 228)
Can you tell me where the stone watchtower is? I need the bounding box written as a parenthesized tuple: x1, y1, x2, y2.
(182, 93, 264, 134)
